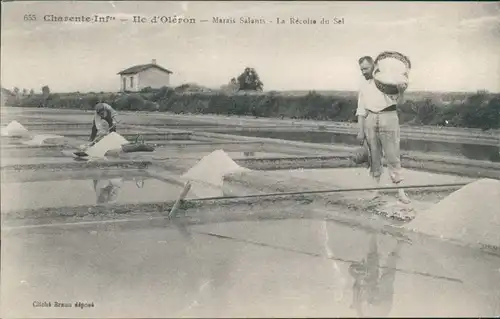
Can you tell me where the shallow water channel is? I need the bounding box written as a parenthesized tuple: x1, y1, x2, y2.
(208, 130, 500, 162)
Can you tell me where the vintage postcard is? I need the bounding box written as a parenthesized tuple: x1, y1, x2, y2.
(1, 1, 499, 318)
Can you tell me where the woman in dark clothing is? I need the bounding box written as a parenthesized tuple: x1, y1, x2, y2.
(89, 102, 118, 144)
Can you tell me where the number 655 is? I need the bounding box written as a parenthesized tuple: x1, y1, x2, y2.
(24, 14, 36, 21)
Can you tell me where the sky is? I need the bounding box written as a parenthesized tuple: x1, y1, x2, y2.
(1, 1, 500, 93)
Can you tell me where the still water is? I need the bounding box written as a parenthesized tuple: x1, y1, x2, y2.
(209, 130, 500, 162)
(1, 178, 184, 211)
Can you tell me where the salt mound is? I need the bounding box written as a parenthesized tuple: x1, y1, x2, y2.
(1, 120, 30, 137)
(181, 149, 250, 187)
(22, 134, 64, 146)
(85, 132, 129, 158)
(407, 178, 500, 248)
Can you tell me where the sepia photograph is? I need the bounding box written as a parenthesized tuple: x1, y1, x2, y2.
(1, 0, 499, 317)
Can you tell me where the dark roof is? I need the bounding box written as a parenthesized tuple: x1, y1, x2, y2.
(117, 63, 173, 75)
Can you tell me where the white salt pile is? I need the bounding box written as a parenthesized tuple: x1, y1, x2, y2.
(375, 58, 409, 85)
(181, 149, 250, 187)
(407, 178, 500, 248)
(22, 134, 64, 146)
(85, 132, 129, 158)
(0, 120, 30, 137)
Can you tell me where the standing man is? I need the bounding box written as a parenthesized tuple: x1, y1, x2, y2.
(89, 102, 118, 145)
(356, 56, 410, 204)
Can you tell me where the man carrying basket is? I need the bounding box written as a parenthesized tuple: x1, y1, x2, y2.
(355, 52, 411, 204)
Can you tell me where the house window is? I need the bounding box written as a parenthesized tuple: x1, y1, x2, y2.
(122, 78, 126, 91)
(130, 76, 134, 88)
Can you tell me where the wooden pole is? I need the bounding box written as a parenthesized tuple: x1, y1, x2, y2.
(168, 181, 192, 218)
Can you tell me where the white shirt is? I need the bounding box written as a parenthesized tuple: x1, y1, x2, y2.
(356, 79, 400, 117)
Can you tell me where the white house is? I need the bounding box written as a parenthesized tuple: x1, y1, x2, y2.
(117, 59, 173, 92)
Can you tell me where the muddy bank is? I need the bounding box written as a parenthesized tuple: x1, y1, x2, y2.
(150, 155, 500, 179)
(402, 157, 500, 179)
(1, 168, 151, 183)
(223, 170, 461, 201)
(1, 193, 416, 234)
(3, 141, 497, 183)
(222, 168, 472, 221)
(145, 156, 353, 174)
(0, 195, 315, 222)
(1, 159, 151, 171)
(235, 155, 500, 179)
(237, 155, 352, 170)
(2, 172, 454, 225)
(46, 131, 193, 141)
(0, 142, 268, 158)
(21, 122, 92, 129)
(5, 153, 496, 182)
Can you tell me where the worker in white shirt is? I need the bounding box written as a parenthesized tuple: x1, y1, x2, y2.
(356, 56, 411, 204)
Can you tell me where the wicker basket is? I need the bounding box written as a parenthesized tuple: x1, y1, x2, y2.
(373, 51, 411, 95)
(121, 135, 155, 153)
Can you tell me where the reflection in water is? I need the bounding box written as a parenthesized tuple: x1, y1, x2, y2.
(321, 220, 347, 303)
(92, 177, 145, 204)
(349, 234, 407, 317)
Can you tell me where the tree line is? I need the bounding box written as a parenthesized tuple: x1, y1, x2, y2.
(7, 85, 499, 131)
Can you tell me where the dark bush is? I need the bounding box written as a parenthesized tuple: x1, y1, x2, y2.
(111, 94, 146, 111)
